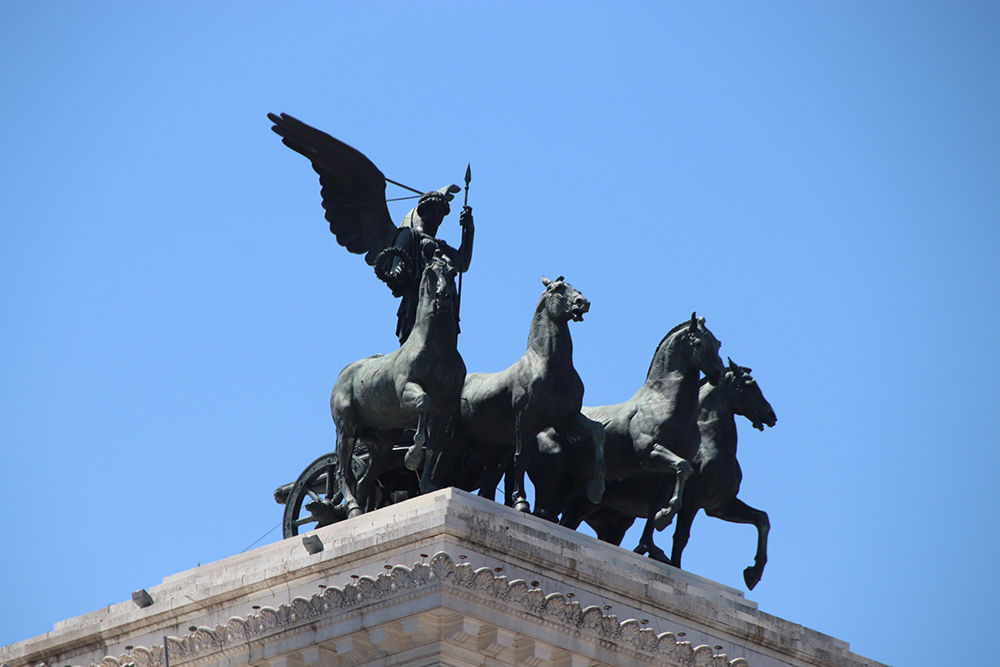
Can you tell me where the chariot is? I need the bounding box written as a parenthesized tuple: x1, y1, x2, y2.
(273, 442, 421, 538)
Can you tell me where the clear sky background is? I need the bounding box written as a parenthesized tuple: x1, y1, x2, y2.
(2, 3, 998, 665)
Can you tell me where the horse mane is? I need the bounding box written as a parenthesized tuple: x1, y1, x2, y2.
(645, 320, 694, 381)
(701, 365, 750, 387)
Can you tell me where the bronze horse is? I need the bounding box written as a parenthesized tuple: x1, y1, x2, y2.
(671, 359, 776, 589)
(458, 276, 605, 514)
(551, 315, 725, 561)
(579, 359, 776, 588)
(330, 252, 465, 517)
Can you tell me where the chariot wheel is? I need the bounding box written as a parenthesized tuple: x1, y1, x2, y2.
(281, 453, 362, 538)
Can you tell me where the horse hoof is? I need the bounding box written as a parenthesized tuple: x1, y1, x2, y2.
(632, 543, 648, 556)
(532, 509, 557, 523)
(743, 566, 763, 590)
(403, 444, 424, 471)
(648, 549, 671, 565)
(347, 506, 363, 519)
(514, 500, 530, 513)
(653, 507, 675, 531)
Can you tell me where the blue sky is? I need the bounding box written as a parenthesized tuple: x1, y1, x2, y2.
(2, 3, 998, 665)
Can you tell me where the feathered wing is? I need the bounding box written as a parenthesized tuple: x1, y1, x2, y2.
(268, 113, 398, 265)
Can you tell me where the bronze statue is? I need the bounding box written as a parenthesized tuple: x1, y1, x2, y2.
(331, 251, 466, 518)
(671, 359, 776, 588)
(569, 359, 776, 588)
(267, 115, 781, 586)
(546, 315, 725, 562)
(267, 113, 474, 344)
(456, 277, 605, 514)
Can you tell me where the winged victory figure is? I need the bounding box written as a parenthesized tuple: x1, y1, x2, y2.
(267, 113, 475, 344)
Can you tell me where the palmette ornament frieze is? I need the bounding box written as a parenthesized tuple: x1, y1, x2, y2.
(74, 552, 745, 667)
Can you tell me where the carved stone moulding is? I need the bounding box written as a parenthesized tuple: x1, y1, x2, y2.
(90, 553, 744, 667)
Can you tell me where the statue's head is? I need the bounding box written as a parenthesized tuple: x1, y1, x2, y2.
(540, 275, 590, 323)
(401, 184, 461, 235)
(724, 358, 777, 431)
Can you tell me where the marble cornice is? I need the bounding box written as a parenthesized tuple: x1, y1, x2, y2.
(83, 552, 745, 667)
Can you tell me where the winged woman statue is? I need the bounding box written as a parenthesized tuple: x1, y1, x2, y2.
(267, 113, 475, 344)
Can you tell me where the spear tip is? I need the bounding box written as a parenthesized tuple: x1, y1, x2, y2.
(464, 163, 472, 186)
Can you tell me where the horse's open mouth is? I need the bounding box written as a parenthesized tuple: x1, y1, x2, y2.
(752, 415, 777, 431)
(572, 310, 585, 322)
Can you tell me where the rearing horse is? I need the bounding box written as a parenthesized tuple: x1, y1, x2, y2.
(555, 314, 725, 561)
(331, 252, 465, 518)
(459, 276, 605, 514)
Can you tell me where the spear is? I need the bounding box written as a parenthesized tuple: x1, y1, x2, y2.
(458, 164, 472, 315)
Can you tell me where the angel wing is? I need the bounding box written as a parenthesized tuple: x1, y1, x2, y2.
(268, 113, 398, 265)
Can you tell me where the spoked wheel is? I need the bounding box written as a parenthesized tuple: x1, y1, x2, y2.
(281, 453, 358, 538)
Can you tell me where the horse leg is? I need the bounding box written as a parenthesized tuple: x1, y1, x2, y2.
(631, 472, 674, 563)
(633, 513, 670, 564)
(566, 413, 606, 505)
(706, 497, 770, 590)
(669, 504, 699, 570)
(503, 455, 516, 506)
(402, 382, 429, 472)
(559, 491, 595, 530)
(355, 441, 377, 512)
(587, 508, 634, 546)
(336, 431, 363, 520)
(415, 418, 438, 494)
(419, 415, 448, 494)
(330, 383, 362, 519)
(356, 440, 388, 512)
(510, 411, 533, 513)
(532, 430, 564, 520)
(427, 419, 461, 491)
(477, 460, 503, 502)
(644, 443, 693, 531)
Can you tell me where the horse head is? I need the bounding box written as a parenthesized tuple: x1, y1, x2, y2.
(687, 313, 725, 385)
(724, 358, 777, 431)
(540, 275, 590, 322)
(419, 249, 458, 315)
(647, 312, 725, 385)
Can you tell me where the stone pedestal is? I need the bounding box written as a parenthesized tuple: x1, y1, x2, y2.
(0, 489, 884, 667)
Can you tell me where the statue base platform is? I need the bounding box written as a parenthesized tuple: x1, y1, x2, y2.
(0, 488, 884, 667)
